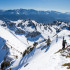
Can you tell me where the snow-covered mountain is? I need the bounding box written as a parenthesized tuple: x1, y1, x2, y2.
(0, 19, 70, 70)
(0, 9, 70, 24)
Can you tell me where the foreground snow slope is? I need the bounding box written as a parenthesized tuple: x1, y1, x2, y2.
(0, 26, 27, 53)
(0, 19, 70, 70)
(19, 30, 70, 70)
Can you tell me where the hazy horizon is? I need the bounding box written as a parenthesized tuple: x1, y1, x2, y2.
(0, 0, 70, 13)
(0, 8, 70, 13)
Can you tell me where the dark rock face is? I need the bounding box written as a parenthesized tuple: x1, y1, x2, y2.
(15, 28, 25, 34)
(26, 31, 41, 38)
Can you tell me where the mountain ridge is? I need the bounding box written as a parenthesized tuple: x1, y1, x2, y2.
(0, 19, 70, 70)
(0, 9, 70, 24)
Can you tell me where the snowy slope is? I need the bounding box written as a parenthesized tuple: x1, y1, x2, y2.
(0, 20, 28, 66)
(0, 26, 27, 53)
(19, 30, 70, 70)
(0, 19, 70, 70)
(0, 37, 6, 63)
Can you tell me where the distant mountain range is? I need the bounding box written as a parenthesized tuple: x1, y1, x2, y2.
(0, 9, 70, 24)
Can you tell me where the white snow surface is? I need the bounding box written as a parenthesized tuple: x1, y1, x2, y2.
(19, 30, 70, 70)
(0, 26, 27, 53)
(0, 20, 70, 70)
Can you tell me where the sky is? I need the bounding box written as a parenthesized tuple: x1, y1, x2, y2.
(0, 0, 70, 13)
